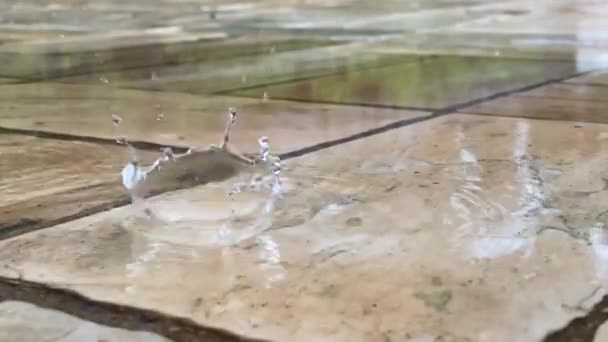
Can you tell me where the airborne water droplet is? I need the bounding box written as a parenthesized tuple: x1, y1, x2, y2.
(111, 114, 122, 127)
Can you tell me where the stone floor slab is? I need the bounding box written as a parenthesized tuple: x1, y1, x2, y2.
(521, 83, 608, 102)
(0, 34, 334, 80)
(1, 114, 608, 341)
(59, 44, 412, 94)
(567, 71, 608, 86)
(0, 134, 144, 239)
(229, 56, 577, 110)
(461, 90, 608, 124)
(0, 301, 169, 342)
(0, 134, 130, 207)
(373, 32, 607, 68)
(0, 83, 427, 154)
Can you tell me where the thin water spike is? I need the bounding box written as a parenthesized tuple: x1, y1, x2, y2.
(258, 136, 270, 162)
(221, 108, 237, 149)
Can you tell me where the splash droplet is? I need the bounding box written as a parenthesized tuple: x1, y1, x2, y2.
(157, 112, 164, 121)
(111, 114, 122, 127)
(100, 76, 109, 84)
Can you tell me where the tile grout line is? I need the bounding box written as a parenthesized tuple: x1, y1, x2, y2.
(0, 275, 271, 342)
(279, 68, 597, 159)
(217, 93, 438, 112)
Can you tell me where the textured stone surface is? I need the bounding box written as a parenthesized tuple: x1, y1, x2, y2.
(0, 83, 427, 154)
(0, 301, 170, 342)
(2, 115, 608, 341)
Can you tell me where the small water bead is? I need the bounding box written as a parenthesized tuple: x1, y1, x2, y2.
(111, 114, 122, 127)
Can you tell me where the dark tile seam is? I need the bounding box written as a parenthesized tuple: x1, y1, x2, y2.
(0, 275, 270, 342)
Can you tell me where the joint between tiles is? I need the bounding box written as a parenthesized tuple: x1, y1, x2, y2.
(0, 276, 271, 342)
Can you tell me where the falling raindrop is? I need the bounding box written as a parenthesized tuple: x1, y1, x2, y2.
(263, 92, 269, 102)
(111, 114, 122, 127)
(150, 72, 159, 81)
(241, 74, 248, 83)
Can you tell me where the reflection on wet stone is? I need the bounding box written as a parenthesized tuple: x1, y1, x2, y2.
(3, 1, 608, 341)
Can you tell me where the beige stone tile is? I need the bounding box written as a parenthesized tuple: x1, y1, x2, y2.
(461, 93, 608, 124)
(567, 71, 608, 86)
(521, 83, 608, 102)
(0, 134, 137, 239)
(0, 301, 169, 342)
(0, 83, 427, 154)
(372, 32, 607, 68)
(58, 44, 411, 94)
(0, 31, 225, 79)
(0, 134, 129, 207)
(1, 114, 607, 341)
(231, 56, 576, 109)
(0, 33, 337, 80)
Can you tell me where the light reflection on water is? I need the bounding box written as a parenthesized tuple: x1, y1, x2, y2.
(448, 121, 546, 260)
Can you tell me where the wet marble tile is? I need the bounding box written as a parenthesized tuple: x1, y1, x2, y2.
(0, 301, 169, 342)
(521, 83, 608, 102)
(0, 83, 427, 154)
(0, 134, 130, 207)
(0, 134, 142, 239)
(461, 93, 608, 124)
(0, 31, 228, 79)
(59, 44, 410, 94)
(1, 114, 608, 341)
(230, 56, 577, 109)
(373, 32, 607, 68)
(567, 71, 608, 86)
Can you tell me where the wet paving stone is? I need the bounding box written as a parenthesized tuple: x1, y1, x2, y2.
(59, 44, 411, 94)
(522, 83, 608, 102)
(0, 83, 427, 154)
(461, 80, 608, 123)
(0, 34, 338, 80)
(0, 134, 147, 240)
(567, 71, 608, 86)
(229, 56, 577, 110)
(2, 115, 608, 341)
(0, 301, 170, 342)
